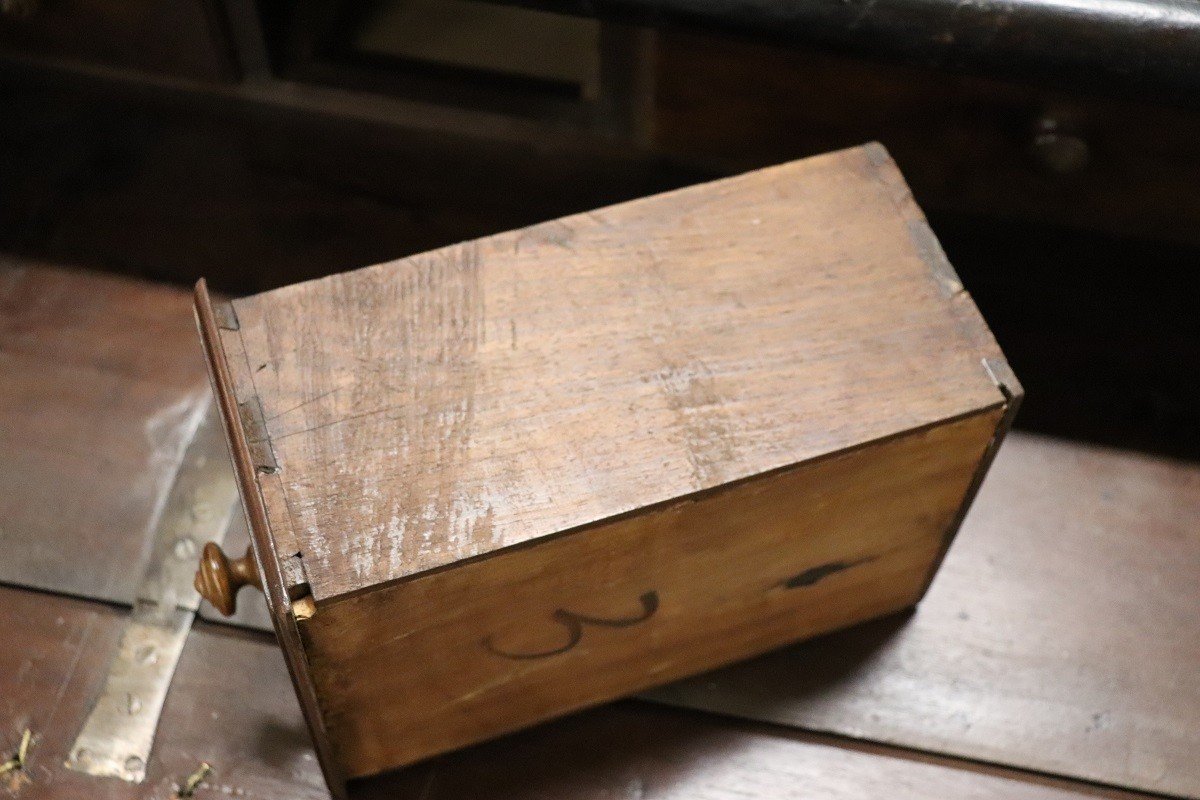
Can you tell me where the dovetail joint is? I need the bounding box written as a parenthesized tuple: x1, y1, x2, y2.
(238, 396, 278, 472)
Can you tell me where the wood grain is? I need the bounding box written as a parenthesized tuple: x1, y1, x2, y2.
(354, 703, 1155, 800)
(0, 585, 325, 800)
(0, 262, 212, 604)
(649, 432, 1200, 798)
(301, 407, 1001, 778)
(0, 586, 1155, 800)
(223, 143, 1007, 602)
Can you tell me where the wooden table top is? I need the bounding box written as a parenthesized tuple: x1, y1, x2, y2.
(1, 260, 1197, 799)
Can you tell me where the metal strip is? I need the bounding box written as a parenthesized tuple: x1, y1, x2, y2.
(65, 399, 239, 783)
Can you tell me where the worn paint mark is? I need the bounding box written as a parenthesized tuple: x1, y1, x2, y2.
(783, 556, 875, 589)
(483, 591, 659, 660)
(514, 219, 575, 253)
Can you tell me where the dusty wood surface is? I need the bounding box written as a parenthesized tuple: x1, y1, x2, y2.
(649, 432, 1200, 798)
(0, 586, 1159, 800)
(302, 408, 1000, 777)
(220, 143, 1007, 602)
(0, 263, 211, 604)
(197, 279, 347, 795)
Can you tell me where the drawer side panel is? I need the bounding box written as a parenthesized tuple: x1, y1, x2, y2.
(300, 406, 1004, 779)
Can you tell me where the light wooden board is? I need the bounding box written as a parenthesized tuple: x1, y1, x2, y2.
(648, 432, 1200, 798)
(224, 143, 1006, 601)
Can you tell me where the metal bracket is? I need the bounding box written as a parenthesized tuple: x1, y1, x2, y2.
(65, 399, 239, 783)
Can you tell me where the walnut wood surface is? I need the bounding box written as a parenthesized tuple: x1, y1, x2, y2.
(650, 432, 1200, 798)
(0, 259, 273, 629)
(0, 585, 1157, 800)
(219, 143, 1007, 602)
(303, 408, 1000, 778)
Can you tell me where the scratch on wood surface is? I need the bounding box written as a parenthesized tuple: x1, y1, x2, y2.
(655, 362, 734, 488)
(46, 614, 95, 730)
(264, 385, 349, 423)
(284, 241, 498, 582)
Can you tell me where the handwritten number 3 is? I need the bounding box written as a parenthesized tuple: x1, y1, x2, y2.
(483, 591, 659, 660)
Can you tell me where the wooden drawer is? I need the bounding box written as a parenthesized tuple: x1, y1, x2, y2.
(0, 0, 235, 80)
(190, 144, 1018, 794)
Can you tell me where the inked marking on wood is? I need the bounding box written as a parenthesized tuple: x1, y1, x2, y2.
(783, 557, 874, 589)
(484, 591, 659, 660)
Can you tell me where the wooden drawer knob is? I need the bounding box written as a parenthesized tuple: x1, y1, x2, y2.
(194, 543, 262, 616)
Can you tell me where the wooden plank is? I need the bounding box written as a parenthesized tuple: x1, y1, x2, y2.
(0, 585, 325, 800)
(648, 431, 1200, 798)
(354, 703, 1153, 800)
(0, 262, 211, 605)
(225, 143, 1006, 601)
(195, 278, 347, 795)
(0, 585, 1155, 800)
(302, 407, 1002, 778)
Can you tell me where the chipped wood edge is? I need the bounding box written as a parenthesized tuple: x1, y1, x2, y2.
(858, 142, 1024, 599)
(862, 144, 1027, 595)
(861, 141, 1007, 362)
(193, 278, 348, 800)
